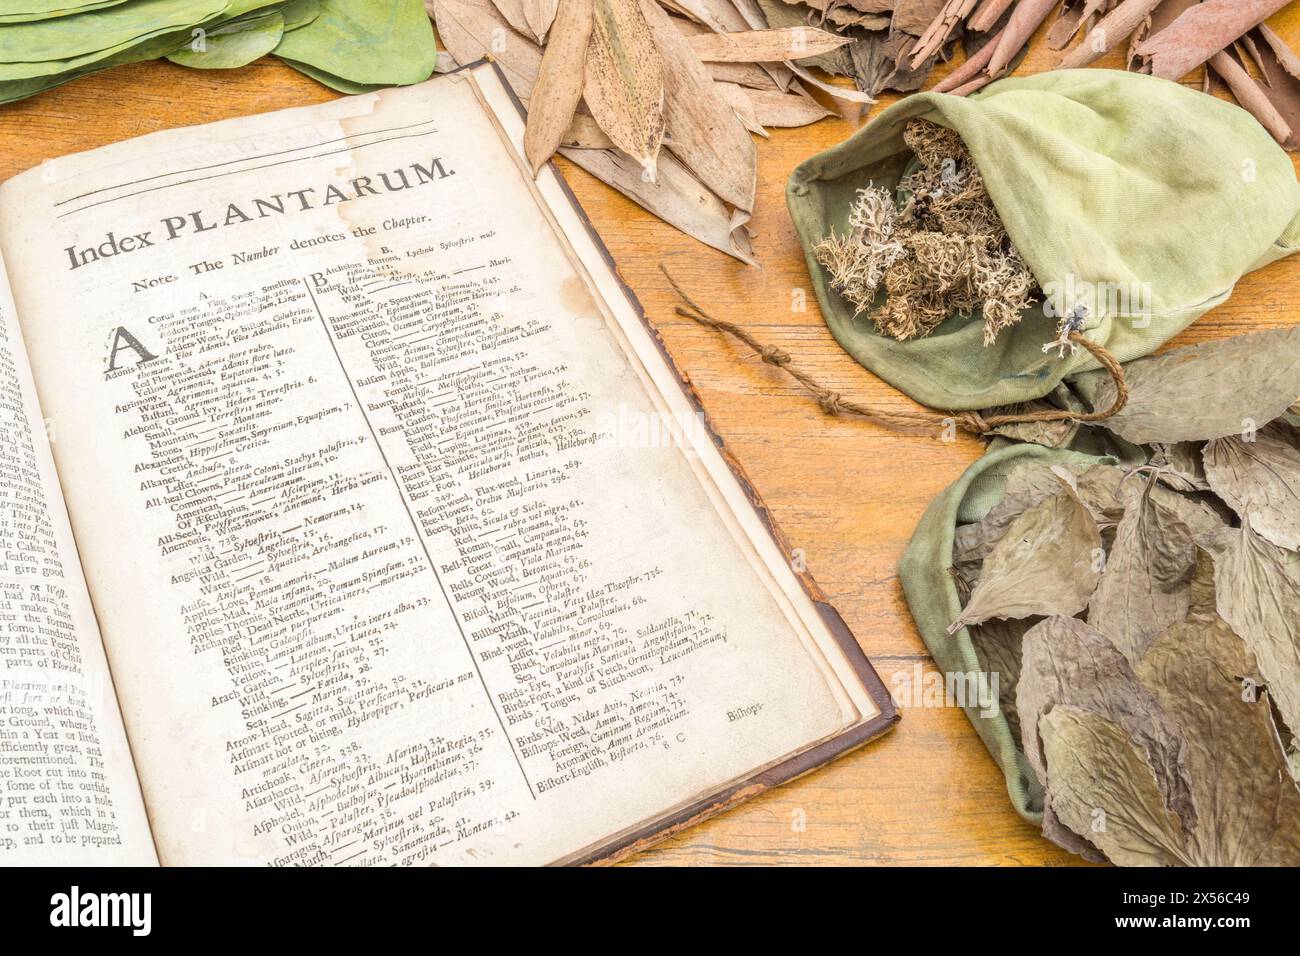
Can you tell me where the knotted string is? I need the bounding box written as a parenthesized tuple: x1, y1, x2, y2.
(661, 266, 1128, 437)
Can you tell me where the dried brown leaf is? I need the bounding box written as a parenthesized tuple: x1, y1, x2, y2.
(1149, 441, 1210, 493)
(432, 0, 752, 262)
(559, 146, 757, 263)
(584, 0, 667, 173)
(1040, 706, 1191, 865)
(491, 0, 537, 38)
(740, 83, 833, 127)
(1134, 614, 1300, 865)
(1204, 419, 1300, 551)
(1087, 478, 1197, 664)
(714, 80, 767, 137)
(1211, 520, 1300, 752)
(686, 25, 852, 61)
(524, 0, 594, 175)
(523, 0, 560, 41)
(433, 0, 541, 96)
(1017, 616, 1197, 851)
(1070, 326, 1300, 445)
(948, 478, 1102, 634)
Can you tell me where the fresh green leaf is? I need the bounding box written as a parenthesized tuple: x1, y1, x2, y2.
(168, 10, 284, 69)
(273, 0, 437, 86)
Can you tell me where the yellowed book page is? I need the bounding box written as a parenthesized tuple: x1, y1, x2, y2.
(0, 253, 156, 867)
(0, 65, 850, 866)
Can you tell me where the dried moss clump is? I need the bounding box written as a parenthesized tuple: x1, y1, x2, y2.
(814, 119, 1039, 345)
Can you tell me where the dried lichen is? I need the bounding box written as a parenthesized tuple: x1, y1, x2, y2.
(814, 119, 1038, 345)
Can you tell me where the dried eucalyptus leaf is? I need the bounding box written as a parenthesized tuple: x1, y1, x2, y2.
(1087, 479, 1197, 665)
(968, 616, 1039, 748)
(281, 0, 321, 30)
(1211, 520, 1300, 752)
(522, 0, 559, 41)
(1136, 616, 1300, 865)
(715, 80, 766, 136)
(1203, 419, 1300, 552)
(686, 25, 851, 61)
(524, 0, 593, 175)
(279, 55, 385, 91)
(0, 0, 253, 82)
(949, 478, 1101, 634)
(1040, 706, 1189, 866)
(1016, 616, 1197, 841)
(583, 0, 665, 172)
(1069, 326, 1300, 445)
(489, 0, 534, 37)
(739, 83, 832, 127)
(639, 0, 756, 213)
(559, 146, 757, 264)
(431, 0, 540, 94)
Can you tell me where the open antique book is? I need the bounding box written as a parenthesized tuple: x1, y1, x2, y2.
(0, 61, 894, 867)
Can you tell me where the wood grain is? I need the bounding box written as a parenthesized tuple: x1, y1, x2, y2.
(1, 10, 1298, 866)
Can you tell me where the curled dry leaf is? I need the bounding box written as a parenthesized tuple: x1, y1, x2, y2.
(1087, 477, 1197, 665)
(947, 477, 1102, 634)
(1203, 419, 1300, 552)
(951, 461, 1113, 582)
(1149, 441, 1210, 493)
(1211, 520, 1300, 753)
(583, 0, 666, 174)
(1069, 326, 1300, 445)
(686, 25, 851, 62)
(524, 0, 594, 175)
(1016, 616, 1197, 858)
(432, 0, 541, 95)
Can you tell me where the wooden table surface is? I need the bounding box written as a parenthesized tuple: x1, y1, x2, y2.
(3, 12, 1298, 866)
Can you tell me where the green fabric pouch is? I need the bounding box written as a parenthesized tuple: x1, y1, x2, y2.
(788, 69, 1300, 411)
(898, 438, 1123, 821)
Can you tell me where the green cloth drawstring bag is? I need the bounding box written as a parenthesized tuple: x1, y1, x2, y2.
(788, 69, 1300, 411)
(898, 439, 1129, 822)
